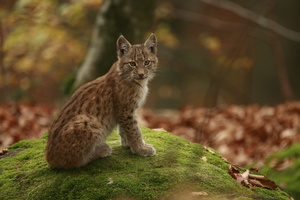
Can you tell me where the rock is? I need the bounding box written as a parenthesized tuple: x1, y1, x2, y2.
(262, 142, 300, 200)
(0, 127, 291, 199)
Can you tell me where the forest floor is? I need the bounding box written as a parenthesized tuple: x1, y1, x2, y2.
(1, 101, 300, 167)
(1, 101, 299, 199)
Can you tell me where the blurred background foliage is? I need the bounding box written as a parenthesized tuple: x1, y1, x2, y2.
(1, 0, 101, 104)
(0, 0, 300, 108)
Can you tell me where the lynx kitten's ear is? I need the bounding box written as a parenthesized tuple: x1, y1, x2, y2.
(117, 35, 131, 58)
(144, 33, 157, 55)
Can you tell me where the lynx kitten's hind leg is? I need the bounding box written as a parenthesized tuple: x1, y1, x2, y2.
(92, 143, 112, 159)
(46, 114, 112, 169)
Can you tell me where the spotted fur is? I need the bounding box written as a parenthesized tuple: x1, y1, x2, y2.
(45, 34, 158, 169)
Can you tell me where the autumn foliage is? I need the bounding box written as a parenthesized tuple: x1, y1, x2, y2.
(0, 102, 55, 148)
(143, 101, 300, 166)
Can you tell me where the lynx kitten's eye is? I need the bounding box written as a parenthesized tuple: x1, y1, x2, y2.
(129, 62, 136, 67)
(144, 60, 150, 66)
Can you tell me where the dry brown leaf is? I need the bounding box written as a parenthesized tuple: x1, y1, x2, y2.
(228, 165, 240, 174)
(201, 156, 208, 162)
(221, 156, 229, 162)
(152, 128, 167, 132)
(107, 177, 114, 185)
(241, 169, 249, 179)
(235, 174, 245, 185)
(191, 192, 208, 197)
(248, 174, 266, 180)
(249, 179, 264, 187)
(204, 146, 215, 154)
(0, 148, 9, 155)
(255, 176, 277, 190)
(229, 165, 245, 186)
(249, 167, 260, 172)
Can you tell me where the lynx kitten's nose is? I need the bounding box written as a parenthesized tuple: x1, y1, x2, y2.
(138, 73, 144, 78)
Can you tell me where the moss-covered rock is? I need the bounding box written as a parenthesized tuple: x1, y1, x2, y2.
(0, 127, 291, 200)
(262, 142, 300, 199)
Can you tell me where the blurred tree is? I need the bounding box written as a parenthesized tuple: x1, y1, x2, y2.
(74, 0, 157, 88)
(145, 0, 300, 108)
(267, 0, 294, 101)
(201, 0, 298, 104)
(0, 0, 18, 102)
(0, 0, 101, 103)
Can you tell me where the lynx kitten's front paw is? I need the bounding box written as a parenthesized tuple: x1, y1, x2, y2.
(132, 143, 156, 157)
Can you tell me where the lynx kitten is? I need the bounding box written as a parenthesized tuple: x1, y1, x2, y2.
(46, 34, 158, 169)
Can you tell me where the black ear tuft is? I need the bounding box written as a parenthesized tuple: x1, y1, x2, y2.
(117, 35, 131, 58)
(144, 33, 157, 55)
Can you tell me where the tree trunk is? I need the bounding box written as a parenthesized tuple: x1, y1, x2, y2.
(74, 0, 156, 88)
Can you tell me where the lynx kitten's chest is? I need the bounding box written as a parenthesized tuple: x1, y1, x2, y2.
(136, 81, 149, 107)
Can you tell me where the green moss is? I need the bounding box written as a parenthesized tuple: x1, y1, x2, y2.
(0, 127, 291, 200)
(262, 142, 300, 199)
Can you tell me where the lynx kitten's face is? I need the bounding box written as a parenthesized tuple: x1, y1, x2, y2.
(117, 34, 158, 83)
